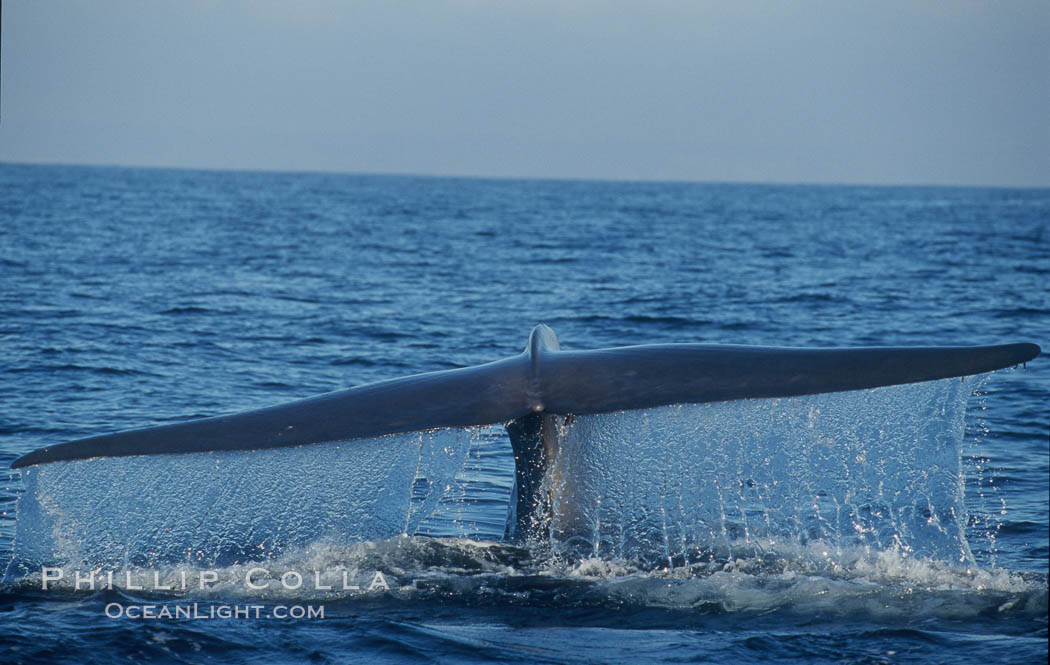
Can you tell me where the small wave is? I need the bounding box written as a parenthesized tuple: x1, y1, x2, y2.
(992, 307, 1050, 319)
(330, 357, 382, 367)
(622, 314, 708, 326)
(8, 364, 156, 377)
(158, 306, 212, 315)
(772, 292, 845, 305)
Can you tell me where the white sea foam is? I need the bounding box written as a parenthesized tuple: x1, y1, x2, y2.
(16, 535, 1045, 621)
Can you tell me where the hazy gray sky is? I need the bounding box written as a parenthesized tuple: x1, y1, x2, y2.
(2, 1, 1048, 186)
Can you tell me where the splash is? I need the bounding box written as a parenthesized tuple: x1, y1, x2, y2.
(544, 378, 979, 568)
(8, 378, 991, 582)
(8, 426, 478, 574)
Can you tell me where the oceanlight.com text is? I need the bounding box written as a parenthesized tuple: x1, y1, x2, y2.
(105, 603, 325, 620)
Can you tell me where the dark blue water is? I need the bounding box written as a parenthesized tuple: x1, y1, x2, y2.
(0, 163, 1046, 663)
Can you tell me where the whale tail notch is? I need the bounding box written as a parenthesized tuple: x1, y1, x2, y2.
(10, 325, 1040, 541)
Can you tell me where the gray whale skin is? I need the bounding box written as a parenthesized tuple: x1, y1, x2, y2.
(11, 325, 1040, 540)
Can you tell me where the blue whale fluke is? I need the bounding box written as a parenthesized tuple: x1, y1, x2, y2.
(10, 325, 1040, 540)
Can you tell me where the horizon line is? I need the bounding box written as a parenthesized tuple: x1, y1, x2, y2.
(1, 158, 1048, 192)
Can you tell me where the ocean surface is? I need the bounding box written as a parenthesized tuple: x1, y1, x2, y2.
(0, 163, 1046, 664)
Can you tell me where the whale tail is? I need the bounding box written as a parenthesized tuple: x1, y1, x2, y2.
(10, 325, 1040, 541)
